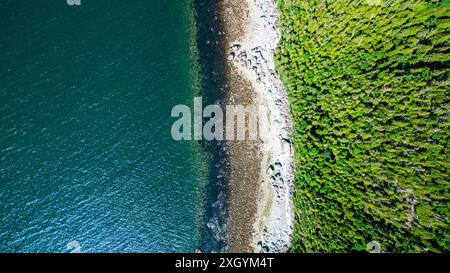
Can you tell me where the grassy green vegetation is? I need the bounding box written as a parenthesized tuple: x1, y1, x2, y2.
(274, 0, 449, 252)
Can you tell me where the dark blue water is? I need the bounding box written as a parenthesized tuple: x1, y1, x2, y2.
(0, 0, 210, 252)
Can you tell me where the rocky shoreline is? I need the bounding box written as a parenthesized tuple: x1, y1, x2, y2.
(220, 0, 294, 252)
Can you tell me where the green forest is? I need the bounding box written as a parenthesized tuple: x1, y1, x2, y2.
(274, 0, 449, 252)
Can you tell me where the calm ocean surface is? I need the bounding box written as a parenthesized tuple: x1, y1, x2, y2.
(0, 0, 210, 252)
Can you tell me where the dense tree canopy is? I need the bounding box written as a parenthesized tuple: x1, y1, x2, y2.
(275, 0, 449, 252)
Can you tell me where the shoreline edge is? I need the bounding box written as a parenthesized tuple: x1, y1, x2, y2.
(222, 0, 295, 252)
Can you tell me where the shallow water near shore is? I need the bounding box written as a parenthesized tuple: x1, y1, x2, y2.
(0, 0, 212, 252)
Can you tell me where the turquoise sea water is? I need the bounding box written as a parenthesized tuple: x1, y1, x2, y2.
(0, 0, 210, 252)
